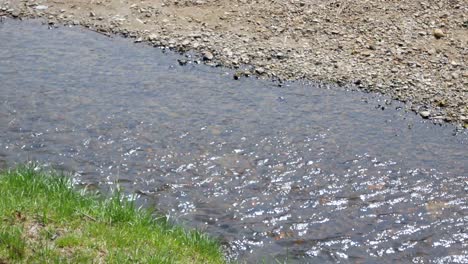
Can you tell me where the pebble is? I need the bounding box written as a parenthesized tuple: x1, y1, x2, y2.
(147, 34, 158, 41)
(233, 71, 242, 80)
(34, 5, 48, 10)
(433, 29, 445, 39)
(420, 111, 431, 119)
(275, 52, 286, 59)
(255, 67, 265, 75)
(202, 51, 214, 61)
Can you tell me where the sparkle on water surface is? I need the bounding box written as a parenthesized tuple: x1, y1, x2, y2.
(0, 19, 467, 263)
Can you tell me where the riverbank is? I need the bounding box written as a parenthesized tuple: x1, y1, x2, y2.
(1, 0, 466, 127)
(0, 167, 224, 263)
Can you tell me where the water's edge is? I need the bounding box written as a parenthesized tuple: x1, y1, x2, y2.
(1, 19, 467, 263)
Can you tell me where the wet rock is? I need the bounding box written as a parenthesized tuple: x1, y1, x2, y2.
(255, 67, 265, 75)
(233, 71, 242, 80)
(177, 59, 188, 66)
(426, 201, 448, 218)
(214, 154, 253, 175)
(420, 111, 431, 119)
(202, 51, 214, 61)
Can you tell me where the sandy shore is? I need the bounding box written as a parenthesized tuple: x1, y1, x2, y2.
(1, 0, 467, 126)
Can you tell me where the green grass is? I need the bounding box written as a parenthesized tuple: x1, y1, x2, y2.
(0, 166, 225, 263)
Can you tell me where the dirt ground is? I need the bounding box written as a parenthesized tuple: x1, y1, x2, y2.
(1, 0, 467, 126)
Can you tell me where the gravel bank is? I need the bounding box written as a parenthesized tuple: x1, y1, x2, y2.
(1, 0, 467, 126)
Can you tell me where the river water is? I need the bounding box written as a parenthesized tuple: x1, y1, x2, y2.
(0, 19, 467, 263)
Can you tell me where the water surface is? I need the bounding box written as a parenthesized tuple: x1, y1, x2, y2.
(0, 19, 467, 263)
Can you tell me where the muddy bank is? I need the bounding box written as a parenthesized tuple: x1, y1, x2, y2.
(0, 0, 467, 126)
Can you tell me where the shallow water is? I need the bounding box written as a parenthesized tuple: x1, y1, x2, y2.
(0, 19, 467, 263)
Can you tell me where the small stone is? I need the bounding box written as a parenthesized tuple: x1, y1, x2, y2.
(202, 51, 214, 61)
(255, 67, 265, 75)
(223, 48, 233, 57)
(177, 59, 188, 66)
(427, 48, 436, 55)
(420, 111, 431, 119)
(433, 28, 445, 39)
(233, 70, 249, 80)
(275, 52, 286, 59)
(361, 51, 372, 57)
(147, 34, 158, 41)
(233, 71, 242, 80)
(34, 5, 48, 10)
(436, 100, 447, 107)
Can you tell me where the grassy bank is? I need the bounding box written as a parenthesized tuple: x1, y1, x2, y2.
(0, 166, 224, 263)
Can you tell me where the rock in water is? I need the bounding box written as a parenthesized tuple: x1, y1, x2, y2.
(177, 59, 188, 66)
(420, 111, 431, 119)
(255, 67, 265, 75)
(202, 51, 214, 61)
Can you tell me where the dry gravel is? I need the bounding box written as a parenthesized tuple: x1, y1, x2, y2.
(1, 0, 467, 126)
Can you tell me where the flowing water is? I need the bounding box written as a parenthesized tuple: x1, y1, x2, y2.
(0, 19, 467, 263)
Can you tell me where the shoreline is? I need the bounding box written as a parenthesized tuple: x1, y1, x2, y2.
(1, 0, 466, 127)
(0, 166, 224, 263)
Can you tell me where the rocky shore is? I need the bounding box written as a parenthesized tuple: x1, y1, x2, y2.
(1, 0, 467, 127)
